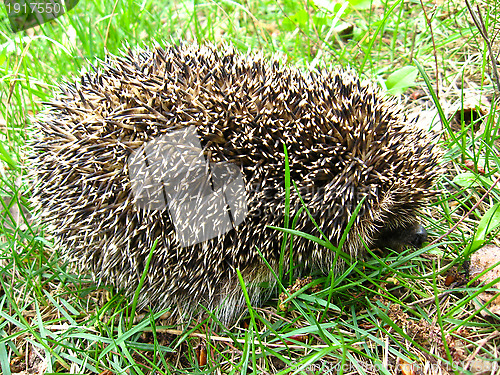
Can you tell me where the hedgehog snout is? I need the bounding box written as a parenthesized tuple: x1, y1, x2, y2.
(407, 223, 428, 248)
(374, 222, 428, 251)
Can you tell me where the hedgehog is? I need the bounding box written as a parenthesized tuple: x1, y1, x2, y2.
(30, 43, 441, 325)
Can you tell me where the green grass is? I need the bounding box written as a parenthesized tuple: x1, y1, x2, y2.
(1, 0, 500, 373)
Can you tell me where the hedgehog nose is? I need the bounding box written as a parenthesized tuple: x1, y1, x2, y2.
(410, 224, 428, 248)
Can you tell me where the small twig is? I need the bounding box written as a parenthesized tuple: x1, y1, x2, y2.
(104, 0, 120, 50)
(463, 331, 500, 371)
(407, 290, 456, 307)
(465, 0, 500, 93)
(6, 38, 33, 147)
(44, 324, 333, 350)
(431, 174, 500, 246)
(419, 0, 440, 99)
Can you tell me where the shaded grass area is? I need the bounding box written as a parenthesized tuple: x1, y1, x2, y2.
(1, 0, 499, 373)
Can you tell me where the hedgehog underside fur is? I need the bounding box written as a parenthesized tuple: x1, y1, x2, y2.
(31, 43, 440, 325)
